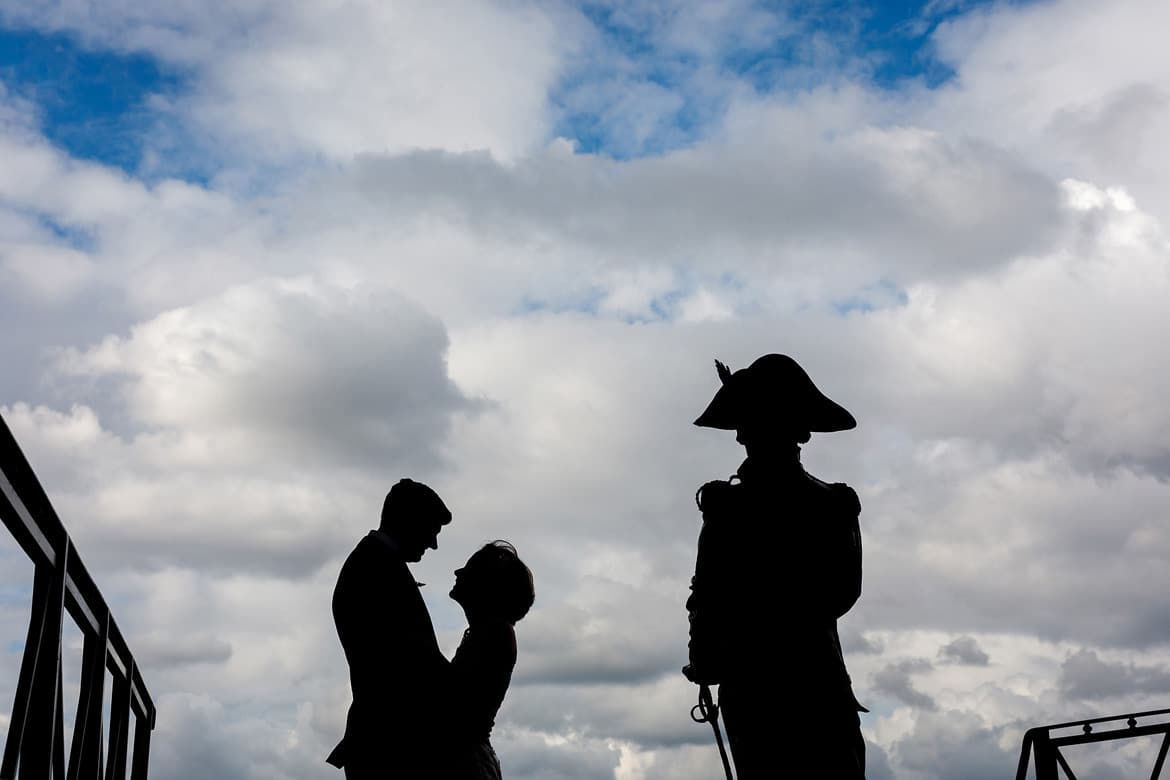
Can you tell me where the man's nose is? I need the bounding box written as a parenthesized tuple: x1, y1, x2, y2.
(428, 536, 438, 550)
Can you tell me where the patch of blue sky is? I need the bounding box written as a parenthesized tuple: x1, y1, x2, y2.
(514, 288, 607, 318)
(553, 4, 722, 158)
(611, 289, 688, 325)
(854, 0, 973, 88)
(0, 577, 32, 600)
(833, 278, 909, 315)
(554, 0, 1040, 158)
(717, 270, 748, 291)
(38, 213, 97, 252)
(647, 290, 685, 322)
(577, 4, 657, 62)
(0, 26, 187, 176)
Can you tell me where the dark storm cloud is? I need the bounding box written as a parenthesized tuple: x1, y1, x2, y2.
(939, 635, 990, 666)
(55, 281, 482, 472)
(864, 740, 897, 780)
(502, 679, 703, 751)
(4, 280, 483, 579)
(136, 634, 233, 668)
(1059, 648, 1170, 702)
(889, 709, 1017, 780)
(841, 626, 885, 655)
(491, 730, 621, 780)
(77, 521, 347, 579)
(148, 696, 259, 780)
(332, 131, 1063, 284)
(871, 659, 937, 711)
(515, 597, 684, 687)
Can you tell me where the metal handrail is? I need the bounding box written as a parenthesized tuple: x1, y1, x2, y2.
(1, 412, 156, 779)
(1017, 708, 1170, 780)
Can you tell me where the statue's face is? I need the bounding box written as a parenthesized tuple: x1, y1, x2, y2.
(735, 418, 809, 454)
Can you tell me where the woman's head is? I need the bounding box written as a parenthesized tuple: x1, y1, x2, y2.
(450, 541, 535, 625)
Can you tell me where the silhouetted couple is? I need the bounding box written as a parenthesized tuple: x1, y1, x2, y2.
(327, 479, 534, 780)
(326, 352, 866, 779)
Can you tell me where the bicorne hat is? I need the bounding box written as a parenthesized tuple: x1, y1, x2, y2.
(693, 353, 856, 432)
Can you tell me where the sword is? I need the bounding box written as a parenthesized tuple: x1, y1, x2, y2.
(691, 683, 734, 780)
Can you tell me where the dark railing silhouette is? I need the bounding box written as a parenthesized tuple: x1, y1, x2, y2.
(1017, 707, 1170, 780)
(1, 412, 156, 779)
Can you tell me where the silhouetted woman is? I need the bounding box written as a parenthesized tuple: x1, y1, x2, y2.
(446, 540, 535, 780)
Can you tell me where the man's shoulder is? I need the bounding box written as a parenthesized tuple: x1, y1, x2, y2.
(340, 532, 406, 577)
(346, 531, 381, 560)
(695, 477, 744, 518)
(802, 472, 861, 515)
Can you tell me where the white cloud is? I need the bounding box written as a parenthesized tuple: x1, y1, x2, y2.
(2, 0, 572, 163)
(56, 277, 477, 465)
(1, 242, 96, 301)
(4, 1, 1170, 778)
(925, 0, 1170, 224)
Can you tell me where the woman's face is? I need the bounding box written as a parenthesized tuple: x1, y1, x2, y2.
(450, 548, 493, 605)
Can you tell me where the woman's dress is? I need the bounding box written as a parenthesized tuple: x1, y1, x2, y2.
(448, 622, 517, 780)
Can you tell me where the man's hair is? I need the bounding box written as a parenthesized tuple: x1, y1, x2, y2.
(476, 540, 535, 625)
(380, 478, 451, 531)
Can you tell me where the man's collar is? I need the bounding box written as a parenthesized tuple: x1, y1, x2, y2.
(737, 455, 805, 485)
(371, 529, 402, 555)
(369, 530, 425, 586)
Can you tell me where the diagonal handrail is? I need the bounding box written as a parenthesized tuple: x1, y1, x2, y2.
(1, 412, 156, 779)
(1017, 708, 1170, 780)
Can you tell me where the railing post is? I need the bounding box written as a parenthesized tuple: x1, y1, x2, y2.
(9, 540, 70, 780)
(53, 662, 67, 778)
(1, 566, 52, 779)
(1033, 730, 1059, 780)
(104, 662, 133, 780)
(1151, 732, 1170, 780)
(128, 717, 151, 780)
(68, 610, 110, 780)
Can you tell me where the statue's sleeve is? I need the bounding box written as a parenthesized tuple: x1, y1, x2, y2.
(686, 480, 735, 681)
(822, 483, 862, 619)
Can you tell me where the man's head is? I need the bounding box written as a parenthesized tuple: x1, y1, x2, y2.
(379, 478, 451, 562)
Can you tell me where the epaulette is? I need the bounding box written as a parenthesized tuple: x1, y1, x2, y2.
(829, 482, 862, 516)
(695, 477, 738, 515)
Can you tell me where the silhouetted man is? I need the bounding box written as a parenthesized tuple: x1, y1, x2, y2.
(327, 478, 452, 779)
(684, 354, 866, 778)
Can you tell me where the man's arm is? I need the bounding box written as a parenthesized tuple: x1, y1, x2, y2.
(684, 480, 736, 684)
(798, 484, 862, 621)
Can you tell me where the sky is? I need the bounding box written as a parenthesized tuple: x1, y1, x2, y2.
(2, 0, 1170, 777)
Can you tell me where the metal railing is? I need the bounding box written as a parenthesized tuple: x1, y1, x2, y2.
(1, 412, 156, 779)
(1017, 708, 1170, 780)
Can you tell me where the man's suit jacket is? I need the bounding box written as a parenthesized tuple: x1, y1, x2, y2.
(328, 531, 449, 776)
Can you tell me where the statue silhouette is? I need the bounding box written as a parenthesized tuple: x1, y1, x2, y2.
(684, 354, 868, 779)
(327, 478, 452, 779)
